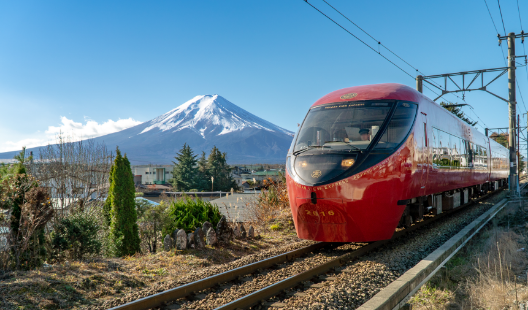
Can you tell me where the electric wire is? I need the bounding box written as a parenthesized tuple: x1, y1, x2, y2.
(484, 0, 501, 35)
(304, 0, 465, 107)
(303, 0, 416, 80)
(319, 0, 447, 91)
(497, 0, 507, 35)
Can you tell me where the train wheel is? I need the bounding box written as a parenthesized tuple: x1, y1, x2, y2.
(398, 206, 412, 228)
(410, 199, 424, 222)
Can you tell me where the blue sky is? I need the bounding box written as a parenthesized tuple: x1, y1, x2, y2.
(1, 0, 527, 152)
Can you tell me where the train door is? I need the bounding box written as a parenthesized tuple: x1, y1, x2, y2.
(420, 112, 429, 196)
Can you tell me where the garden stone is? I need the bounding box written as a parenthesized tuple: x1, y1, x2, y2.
(240, 224, 247, 239)
(216, 215, 233, 245)
(163, 234, 172, 251)
(206, 228, 217, 246)
(188, 233, 195, 248)
(233, 225, 240, 238)
(202, 221, 213, 234)
(176, 229, 187, 250)
(248, 226, 255, 238)
(173, 229, 179, 242)
(194, 227, 205, 249)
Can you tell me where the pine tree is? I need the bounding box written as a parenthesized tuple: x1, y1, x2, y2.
(440, 102, 477, 126)
(107, 148, 141, 256)
(206, 146, 238, 192)
(171, 143, 198, 191)
(195, 151, 209, 191)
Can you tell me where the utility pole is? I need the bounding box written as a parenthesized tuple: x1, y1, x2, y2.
(507, 32, 518, 195)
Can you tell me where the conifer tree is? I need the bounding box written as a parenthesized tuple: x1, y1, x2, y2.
(171, 143, 198, 191)
(107, 148, 140, 256)
(195, 151, 209, 191)
(206, 146, 238, 192)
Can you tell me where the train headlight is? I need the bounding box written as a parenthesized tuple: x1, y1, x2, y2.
(341, 159, 355, 167)
(299, 160, 308, 168)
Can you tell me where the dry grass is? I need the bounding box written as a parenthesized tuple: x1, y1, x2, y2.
(0, 223, 301, 310)
(411, 200, 528, 310)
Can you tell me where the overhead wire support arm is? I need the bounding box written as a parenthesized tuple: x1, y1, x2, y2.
(421, 67, 511, 102)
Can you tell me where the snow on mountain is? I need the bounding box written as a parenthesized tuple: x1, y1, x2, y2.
(140, 95, 293, 138)
(0, 95, 295, 164)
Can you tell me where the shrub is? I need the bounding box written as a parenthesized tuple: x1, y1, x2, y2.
(51, 212, 102, 260)
(163, 195, 222, 235)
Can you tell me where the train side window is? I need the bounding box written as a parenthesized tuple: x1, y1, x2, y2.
(451, 135, 460, 167)
(432, 128, 439, 167)
(423, 123, 428, 147)
(437, 130, 450, 167)
(467, 141, 474, 167)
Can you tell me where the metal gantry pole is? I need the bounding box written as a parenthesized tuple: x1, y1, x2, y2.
(508, 32, 518, 195)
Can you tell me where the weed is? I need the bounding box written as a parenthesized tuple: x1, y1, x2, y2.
(269, 223, 283, 231)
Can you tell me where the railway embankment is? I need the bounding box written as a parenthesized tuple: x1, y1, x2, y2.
(104, 186, 511, 310)
(407, 189, 528, 309)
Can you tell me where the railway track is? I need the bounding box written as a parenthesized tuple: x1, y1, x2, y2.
(108, 186, 507, 310)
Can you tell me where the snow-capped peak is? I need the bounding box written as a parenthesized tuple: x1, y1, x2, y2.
(140, 95, 293, 138)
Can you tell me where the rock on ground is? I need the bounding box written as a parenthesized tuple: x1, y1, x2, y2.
(206, 228, 217, 246)
(216, 216, 233, 245)
(194, 227, 205, 249)
(187, 233, 195, 249)
(240, 224, 247, 239)
(163, 234, 172, 251)
(202, 221, 213, 234)
(248, 226, 255, 238)
(176, 229, 187, 250)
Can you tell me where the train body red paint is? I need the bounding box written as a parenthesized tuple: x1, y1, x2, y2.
(286, 83, 509, 242)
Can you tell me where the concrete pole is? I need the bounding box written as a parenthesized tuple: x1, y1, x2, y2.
(416, 75, 423, 93)
(508, 32, 518, 195)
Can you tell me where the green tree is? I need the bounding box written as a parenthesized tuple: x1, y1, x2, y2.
(440, 102, 477, 126)
(106, 148, 141, 256)
(51, 211, 102, 260)
(207, 146, 238, 192)
(171, 143, 198, 191)
(195, 151, 210, 191)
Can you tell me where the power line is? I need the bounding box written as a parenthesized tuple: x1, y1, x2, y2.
(304, 0, 465, 106)
(303, 0, 416, 81)
(483, 0, 500, 34)
(497, 0, 507, 35)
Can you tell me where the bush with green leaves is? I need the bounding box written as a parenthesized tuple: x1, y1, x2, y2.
(163, 195, 222, 235)
(51, 212, 102, 261)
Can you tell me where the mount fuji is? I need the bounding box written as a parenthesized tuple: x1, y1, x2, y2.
(1, 95, 295, 164)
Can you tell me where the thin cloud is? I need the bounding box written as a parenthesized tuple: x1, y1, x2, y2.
(1, 117, 142, 152)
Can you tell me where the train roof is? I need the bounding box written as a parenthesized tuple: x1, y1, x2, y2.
(311, 83, 423, 107)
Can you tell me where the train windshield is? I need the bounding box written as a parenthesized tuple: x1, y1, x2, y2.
(294, 101, 418, 154)
(294, 102, 393, 153)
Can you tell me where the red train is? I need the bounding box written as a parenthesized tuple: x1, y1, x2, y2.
(286, 83, 509, 242)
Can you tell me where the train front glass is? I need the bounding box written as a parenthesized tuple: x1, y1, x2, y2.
(292, 101, 417, 184)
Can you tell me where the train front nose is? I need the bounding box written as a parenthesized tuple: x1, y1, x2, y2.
(295, 197, 354, 242)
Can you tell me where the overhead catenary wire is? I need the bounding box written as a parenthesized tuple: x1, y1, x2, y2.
(484, 0, 501, 35)
(497, 0, 507, 36)
(482, 0, 528, 117)
(303, 0, 464, 106)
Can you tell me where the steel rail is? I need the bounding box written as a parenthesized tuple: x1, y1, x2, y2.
(108, 242, 331, 310)
(110, 186, 505, 310)
(214, 187, 506, 310)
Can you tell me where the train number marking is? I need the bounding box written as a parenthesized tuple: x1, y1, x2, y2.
(305, 210, 335, 216)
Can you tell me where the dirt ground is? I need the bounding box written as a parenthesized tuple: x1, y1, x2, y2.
(0, 215, 300, 310)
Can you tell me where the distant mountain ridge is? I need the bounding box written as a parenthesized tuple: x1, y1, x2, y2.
(0, 95, 294, 164)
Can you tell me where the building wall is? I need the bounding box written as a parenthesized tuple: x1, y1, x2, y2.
(132, 165, 173, 185)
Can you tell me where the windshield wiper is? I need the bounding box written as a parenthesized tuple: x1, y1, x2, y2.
(292, 145, 329, 156)
(323, 141, 363, 153)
